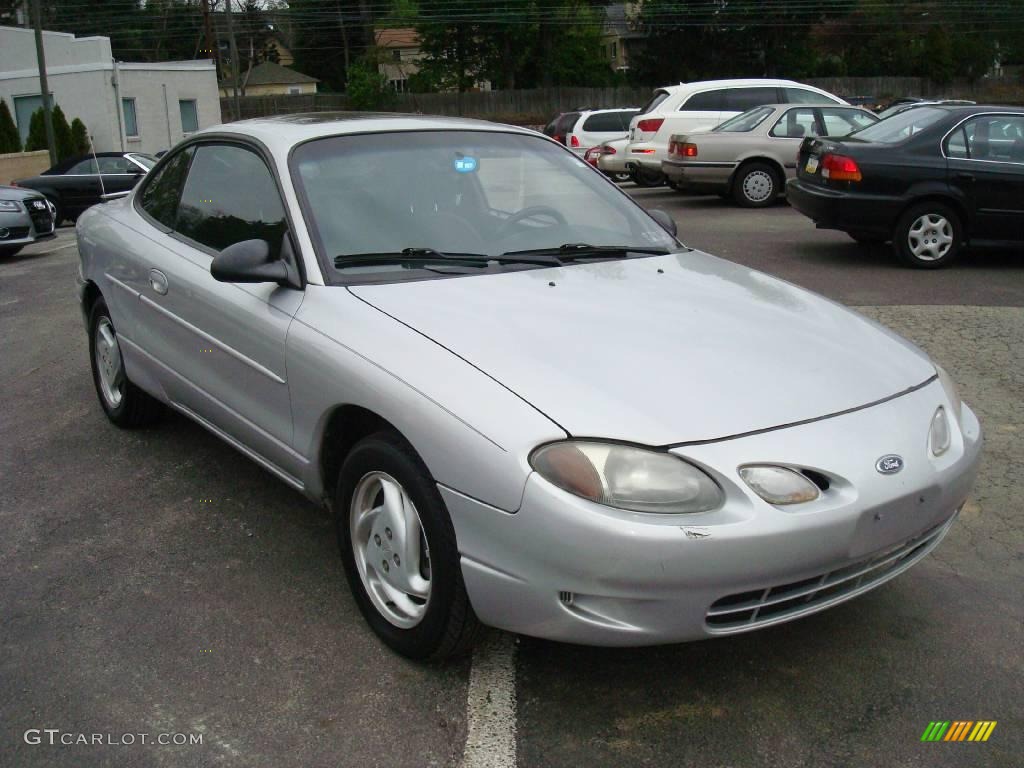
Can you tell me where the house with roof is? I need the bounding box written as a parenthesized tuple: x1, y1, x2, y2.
(219, 61, 319, 98)
(603, 3, 647, 73)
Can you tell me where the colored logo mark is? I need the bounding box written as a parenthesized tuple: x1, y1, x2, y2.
(454, 156, 478, 173)
(921, 721, 997, 742)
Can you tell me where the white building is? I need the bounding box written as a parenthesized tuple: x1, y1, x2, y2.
(0, 25, 221, 156)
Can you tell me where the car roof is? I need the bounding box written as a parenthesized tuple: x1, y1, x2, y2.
(205, 112, 538, 154)
(654, 78, 804, 94)
(579, 107, 640, 115)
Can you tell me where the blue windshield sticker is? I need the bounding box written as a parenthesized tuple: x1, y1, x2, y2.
(454, 156, 478, 173)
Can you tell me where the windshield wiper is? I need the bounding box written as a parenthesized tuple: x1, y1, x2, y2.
(334, 247, 562, 269)
(502, 243, 673, 261)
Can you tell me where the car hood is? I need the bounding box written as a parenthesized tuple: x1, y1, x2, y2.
(0, 185, 44, 202)
(350, 251, 935, 446)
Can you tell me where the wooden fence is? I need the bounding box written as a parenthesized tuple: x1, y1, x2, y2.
(221, 78, 1024, 124)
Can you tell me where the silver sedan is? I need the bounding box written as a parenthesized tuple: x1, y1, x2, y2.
(661, 104, 878, 206)
(75, 114, 981, 659)
(0, 184, 56, 257)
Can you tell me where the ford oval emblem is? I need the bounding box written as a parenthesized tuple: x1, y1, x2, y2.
(876, 455, 904, 474)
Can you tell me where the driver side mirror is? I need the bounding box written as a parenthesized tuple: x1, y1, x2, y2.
(211, 239, 290, 285)
(648, 208, 677, 238)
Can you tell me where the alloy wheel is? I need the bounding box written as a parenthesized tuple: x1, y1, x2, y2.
(907, 214, 953, 261)
(94, 317, 125, 408)
(349, 471, 432, 629)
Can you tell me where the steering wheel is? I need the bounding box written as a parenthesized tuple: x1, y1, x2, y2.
(496, 205, 568, 237)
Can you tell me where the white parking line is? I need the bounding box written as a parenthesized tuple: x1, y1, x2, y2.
(35, 242, 77, 255)
(461, 633, 518, 768)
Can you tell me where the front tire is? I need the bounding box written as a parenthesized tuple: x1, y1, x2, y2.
(88, 297, 163, 427)
(733, 162, 780, 207)
(893, 202, 962, 268)
(335, 432, 482, 660)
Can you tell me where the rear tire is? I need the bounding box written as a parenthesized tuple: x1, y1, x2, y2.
(335, 431, 483, 661)
(609, 172, 631, 183)
(732, 162, 781, 207)
(631, 166, 664, 187)
(88, 297, 163, 427)
(892, 202, 962, 268)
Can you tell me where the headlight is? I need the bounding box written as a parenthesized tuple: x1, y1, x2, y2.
(529, 440, 723, 514)
(929, 407, 951, 456)
(935, 364, 962, 424)
(0, 200, 20, 212)
(739, 466, 820, 505)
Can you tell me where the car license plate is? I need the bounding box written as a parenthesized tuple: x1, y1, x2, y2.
(805, 156, 819, 174)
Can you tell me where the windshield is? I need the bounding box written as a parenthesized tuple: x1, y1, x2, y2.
(850, 107, 946, 143)
(713, 106, 775, 132)
(127, 153, 157, 170)
(291, 130, 678, 278)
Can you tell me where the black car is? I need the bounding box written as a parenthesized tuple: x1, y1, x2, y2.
(13, 152, 156, 225)
(787, 105, 1024, 267)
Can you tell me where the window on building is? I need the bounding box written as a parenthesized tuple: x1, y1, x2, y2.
(610, 42, 618, 61)
(392, 49, 402, 62)
(288, 86, 302, 95)
(175, 143, 287, 258)
(389, 79, 407, 93)
(122, 98, 139, 138)
(179, 99, 199, 134)
(13, 93, 52, 145)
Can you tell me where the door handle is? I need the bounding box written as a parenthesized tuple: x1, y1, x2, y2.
(954, 172, 975, 184)
(149, 269, 169, 295)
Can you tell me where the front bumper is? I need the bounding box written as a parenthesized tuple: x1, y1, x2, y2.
(0, 201, 56, 247)
(443, 380, 982, 646)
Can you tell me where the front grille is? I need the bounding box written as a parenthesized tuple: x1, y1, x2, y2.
(705, 515, 956, 633)
(0, 226, 30, 240)
(25, 198, 54, 233)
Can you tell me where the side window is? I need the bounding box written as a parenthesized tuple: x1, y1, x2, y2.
(682, 90, 722, 112)
(175, 144, 287, 258)
(140, 146, 195, 228)
(582, 113, 623, 132)
(946, 127, 969, 159)
(721, 87, 777, 113)
(68, 158, 98, 174)
(770, 108, 817, 138)
(98, 156, 130, 174)
(785, 87, 840, 105)
(820, 109, 877, 136)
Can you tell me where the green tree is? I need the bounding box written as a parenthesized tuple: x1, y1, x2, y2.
(345, 55, 397, 110)
(70, 118, 91, 156)
(0, 100, 21, 154)
(25, 109, 47, 153)
(51, 105, 74, 161)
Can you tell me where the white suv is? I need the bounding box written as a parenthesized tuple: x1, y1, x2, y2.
(566, 108, 640, 156)
(625, 79, 847, 182)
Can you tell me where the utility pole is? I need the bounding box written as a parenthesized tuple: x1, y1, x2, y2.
(31, 0, 57, 166)
(224, 0, 242, 121)
(200, 0, 218, 76)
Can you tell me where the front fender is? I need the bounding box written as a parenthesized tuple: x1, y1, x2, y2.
(289, 286, 566, 512)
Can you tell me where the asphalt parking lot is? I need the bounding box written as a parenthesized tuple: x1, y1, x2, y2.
(1, 198, 1021, 767)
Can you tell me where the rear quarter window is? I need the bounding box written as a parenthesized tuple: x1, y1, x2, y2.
(720, 88, 779, 113)
(640, 90, 670, 114)
(682, 90, 723, 112)
(582, 113, 626, 132)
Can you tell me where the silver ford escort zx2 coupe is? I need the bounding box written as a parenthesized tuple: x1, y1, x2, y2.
(75, 114, 982, 660)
